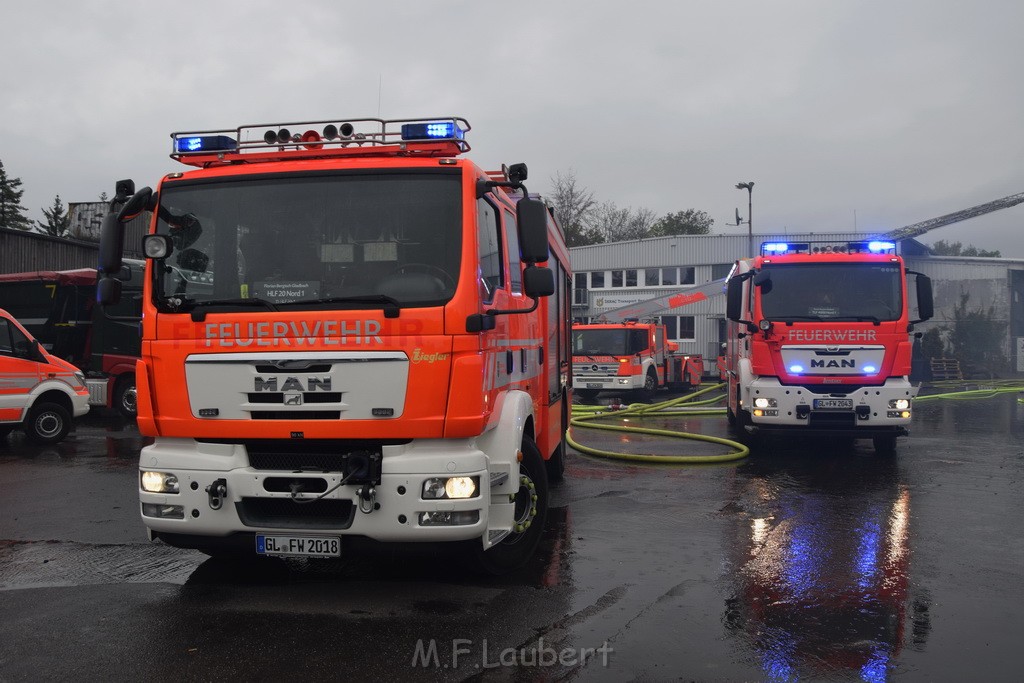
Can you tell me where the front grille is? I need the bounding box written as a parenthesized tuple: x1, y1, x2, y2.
(250, 410, 341, 420)
(247, 393, 343, 404)
(236, 498, 354, 529)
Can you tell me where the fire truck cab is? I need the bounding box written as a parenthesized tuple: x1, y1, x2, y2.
(725, 240, 933, 453)
(98, 117, 572, 573)
(0, 308, 90, 444)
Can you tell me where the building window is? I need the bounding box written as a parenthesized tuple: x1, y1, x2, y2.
(625, 269, 637, 287)
(611, 270, 623, 288)
(591, 271, 605, 288)
(574, 272, 587, 289)
(659, 315, 696, 342)
(712, 263, 733, 280)
(645, 269, 659, 286)
(680, 267, 696, 285)
(661, 267, 677, 286)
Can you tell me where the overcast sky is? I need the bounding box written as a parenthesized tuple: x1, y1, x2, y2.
(3, 0, 1022, 255)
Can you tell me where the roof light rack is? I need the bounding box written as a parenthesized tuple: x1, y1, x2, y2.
(170, 116, 471, 167)
(760, 240, 897, 256)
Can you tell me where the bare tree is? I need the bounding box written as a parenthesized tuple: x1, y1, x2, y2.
(592, 202, 657, 243)
(547, 169, 600, 247)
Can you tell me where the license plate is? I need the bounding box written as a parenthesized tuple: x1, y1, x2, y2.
(813, 398, 853, 410)
(586, 383, 603, 389)
(256, 535, 341, 557)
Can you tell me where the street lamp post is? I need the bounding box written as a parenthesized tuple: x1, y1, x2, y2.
(736, 182, 754, 256)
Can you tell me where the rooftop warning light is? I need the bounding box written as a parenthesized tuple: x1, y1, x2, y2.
(174, 135, 238, 154)
(401, 121, 463, 141)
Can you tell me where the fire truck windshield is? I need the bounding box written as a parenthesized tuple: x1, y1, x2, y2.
(573, 328, 648, 356)
(759, 263, 903, 322)
(152, 172, 462, 310)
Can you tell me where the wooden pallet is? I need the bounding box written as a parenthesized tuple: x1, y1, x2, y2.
(930, 357, 963, 381)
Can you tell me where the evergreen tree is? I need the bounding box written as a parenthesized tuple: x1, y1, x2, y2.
(0, 159, 33, 230)
(39, 194, 71, 237)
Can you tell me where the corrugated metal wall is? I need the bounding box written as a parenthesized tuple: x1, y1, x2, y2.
(0, 212, 148, 275)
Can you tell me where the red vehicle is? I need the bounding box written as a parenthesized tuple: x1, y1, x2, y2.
(0, 264, 142, 418)
(724, 240, 933, 452)
(571, 320, 701, 402)
(97, 116, 572, 572)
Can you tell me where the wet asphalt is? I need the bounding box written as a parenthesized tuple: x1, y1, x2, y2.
(1, 386, 1022, 682)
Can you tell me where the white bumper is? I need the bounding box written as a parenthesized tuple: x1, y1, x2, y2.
(71, 390, 91, 418)
(745, 377, 916, 429)
(138, 436, 517, 543)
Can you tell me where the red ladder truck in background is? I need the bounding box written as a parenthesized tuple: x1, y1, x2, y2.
(97, 116, 572, 573)
(724, 240, 933, 453)
(571, 320, 701, 403)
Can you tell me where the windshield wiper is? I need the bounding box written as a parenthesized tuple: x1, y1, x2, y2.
(162, 297, 280, 321)
(290, 295, 401, 319)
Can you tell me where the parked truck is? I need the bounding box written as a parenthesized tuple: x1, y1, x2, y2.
(0, 263, 142, 418)
(572, 320, 702, 402)
(724, 240, 933, 452)
(97, 116, 572, 572)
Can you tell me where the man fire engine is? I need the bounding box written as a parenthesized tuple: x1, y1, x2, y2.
(571, 320, 701, 402)
(97, 117, 572, 572)
(724, 240, 933, 453)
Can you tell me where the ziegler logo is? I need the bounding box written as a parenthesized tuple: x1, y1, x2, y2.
(254, 377, 331, 391)
(411, 348, 449, 364)
(810, 359, 856, 369)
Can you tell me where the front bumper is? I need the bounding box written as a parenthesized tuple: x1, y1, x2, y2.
(744, 377, 915, 435)
(573, 374, 642, 391)
(138, 437, 516, 544)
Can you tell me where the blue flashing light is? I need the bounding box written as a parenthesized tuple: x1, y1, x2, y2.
(789, 365, 804, 374)
(175, 135, 237, 154)
(863, 365, 878, 374)
(400, 121, 463, 141)
(868, 240, 896, 253)
(763, 242, 790, 253)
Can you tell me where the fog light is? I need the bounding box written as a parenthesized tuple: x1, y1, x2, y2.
(889, 399, 910, 410)
(141, 471, 179, 494)
(419, 511, 480, 526)
(618, 378, 630, 385)
(141, 503, 184, 519)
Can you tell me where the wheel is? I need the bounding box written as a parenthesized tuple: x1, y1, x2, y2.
(113, 377, 138, 418)
(638, 370, 658, 401)
(474, 436, 549, 575)
(24, 402, 72, 445)
(873, 435, 898, 454)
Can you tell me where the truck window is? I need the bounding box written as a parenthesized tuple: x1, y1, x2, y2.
(502, 209, 522, 294)
(153, 172, 462, 308)
(477, 197, 503, 303)
(760, 263, 903, 321)
(0, 319, 12, 355)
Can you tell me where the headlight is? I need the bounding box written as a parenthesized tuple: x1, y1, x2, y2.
(141, 471, 180, 494)
(74, 372, 86, 386)
(888, 399, 910, 410)
(422, 476, 479, 500)
(753, 397, 777, 409)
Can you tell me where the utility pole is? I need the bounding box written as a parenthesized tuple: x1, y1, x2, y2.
(736, 182, 754, 256)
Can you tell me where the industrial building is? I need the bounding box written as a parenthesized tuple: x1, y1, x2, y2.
(570, 233, 1024, 376)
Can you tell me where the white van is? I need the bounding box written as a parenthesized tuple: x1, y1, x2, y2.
(0, 307, 90, 444)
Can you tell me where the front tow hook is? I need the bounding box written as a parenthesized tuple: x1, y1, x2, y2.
(206, 478, 227, 510)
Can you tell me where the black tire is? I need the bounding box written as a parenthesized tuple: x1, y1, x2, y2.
(545, 402, 569, 483)
(873, 435, 898, 455)
(475, 436, 549, 575)
(639, 370, 658, 401)
(24, 402, 72, 445)
(113, 376, 138, 418)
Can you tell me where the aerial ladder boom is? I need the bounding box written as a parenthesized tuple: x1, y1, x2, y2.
(884, 191, 1024, 242)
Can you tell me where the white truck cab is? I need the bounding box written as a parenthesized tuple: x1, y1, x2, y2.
(0, 307, 90, 444)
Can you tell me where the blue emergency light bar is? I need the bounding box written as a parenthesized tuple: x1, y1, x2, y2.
(400, 121, 463, 141)
(760, 240, 898, 256)
(174, 135, 238, 154)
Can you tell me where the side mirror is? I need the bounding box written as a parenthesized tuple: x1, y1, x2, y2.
(726, 277, 744, 321)
(117, 187, 153, 222)
(524, 266, 554, 298)
(752, 269, 772, 294)
(516, 198, 550, 263)
(914, 273, 934, 322)
(98, 211, 126, 275)
(97, 277, 123, 306)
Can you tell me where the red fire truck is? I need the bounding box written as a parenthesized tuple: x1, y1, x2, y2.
(724, 240, 933, 452)
(571, 320, 701, 402)
(97, 117, 572, 572)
